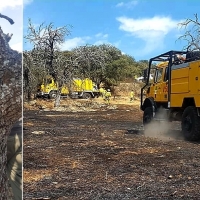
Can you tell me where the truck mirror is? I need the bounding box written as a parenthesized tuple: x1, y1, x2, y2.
(143, 69, 148, 82)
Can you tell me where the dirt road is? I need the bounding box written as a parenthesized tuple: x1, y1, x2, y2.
(23, 99, 200, 199)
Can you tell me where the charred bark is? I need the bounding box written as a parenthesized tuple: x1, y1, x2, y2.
(0, 25, 22, 199)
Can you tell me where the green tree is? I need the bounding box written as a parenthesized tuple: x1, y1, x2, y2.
(71, 44, 108, 85)
(136, 60, 149, 76)
(104, 54, 137, 85)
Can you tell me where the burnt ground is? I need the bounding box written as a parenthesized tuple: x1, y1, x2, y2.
(23, 98, 200, 200)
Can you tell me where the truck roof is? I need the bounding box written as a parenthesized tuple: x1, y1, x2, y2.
(150, 50, 188, 62)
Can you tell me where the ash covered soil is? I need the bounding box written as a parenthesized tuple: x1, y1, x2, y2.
(23, 98, 200, 200)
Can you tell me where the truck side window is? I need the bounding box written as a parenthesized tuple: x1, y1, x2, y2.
(155, 68, 163, 83)
(47, 78, 52, 84)
(164, 67, 169, 81)
(153, 70, 157, 83)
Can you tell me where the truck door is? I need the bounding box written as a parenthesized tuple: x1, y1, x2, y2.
(153, 67, 163, 101)
(160, 66, 168, 102)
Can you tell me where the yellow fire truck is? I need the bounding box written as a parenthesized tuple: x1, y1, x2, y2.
(37, 76, 100, 99)
(140, 50, 200, 141)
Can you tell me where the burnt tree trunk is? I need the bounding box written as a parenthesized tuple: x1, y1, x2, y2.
(0, 26, 22, 199)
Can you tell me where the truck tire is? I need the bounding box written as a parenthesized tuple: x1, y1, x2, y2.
(181, 106, 200, 141)
(49, 91, 57, 99)
(82, 93, 91, 99)
(143, 107, 153, 128)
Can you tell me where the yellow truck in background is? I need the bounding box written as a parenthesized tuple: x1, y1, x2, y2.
(140, 50, 200, 141)
(37, 76, 100, 99)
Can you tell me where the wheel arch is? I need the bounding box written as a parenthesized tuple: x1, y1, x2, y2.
(82, 92, 92, 99)
(182, 98, 195, 109)
(48, 90, 58, 99)
(142, 97, 156, 111)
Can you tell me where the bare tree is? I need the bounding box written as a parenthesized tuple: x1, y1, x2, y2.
(178, 13, 200, 51)
(24, 19, 71, 80)
(24, 19, 72, 106)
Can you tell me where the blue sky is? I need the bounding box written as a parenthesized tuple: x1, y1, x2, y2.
(23, 0, 200, 61)
(0, 0, 25, 52)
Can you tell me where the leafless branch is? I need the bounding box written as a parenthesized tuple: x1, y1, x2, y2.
(0, 13, 14, 24)
(178, 13, 200, 51)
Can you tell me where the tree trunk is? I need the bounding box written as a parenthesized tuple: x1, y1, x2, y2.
(0, 26, 22, 199)
(54, 92, 61, 107)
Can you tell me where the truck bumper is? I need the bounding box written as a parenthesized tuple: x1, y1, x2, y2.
(37, 91, 49, 97)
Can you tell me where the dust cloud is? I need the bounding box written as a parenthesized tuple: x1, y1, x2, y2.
(144, 108, 184, 141)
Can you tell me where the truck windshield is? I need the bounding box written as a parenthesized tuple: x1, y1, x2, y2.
(46, 78, 52, 84)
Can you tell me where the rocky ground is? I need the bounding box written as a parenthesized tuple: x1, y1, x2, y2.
(23, 97, 200, 200)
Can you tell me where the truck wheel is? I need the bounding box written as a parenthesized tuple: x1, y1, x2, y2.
(82, 93, 91, 99)
(49, 91, 57, 99)
(181, 106, 200, 141)
(143, 107, 153, 127)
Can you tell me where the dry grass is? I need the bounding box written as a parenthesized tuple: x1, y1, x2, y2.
(23, 99, 200, 199)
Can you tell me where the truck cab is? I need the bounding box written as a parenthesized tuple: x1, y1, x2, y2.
(145, 61, 169, 105)
(141, 51, 186, 112)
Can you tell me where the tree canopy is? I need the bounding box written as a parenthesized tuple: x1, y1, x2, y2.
(23, 23, 146, 100)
